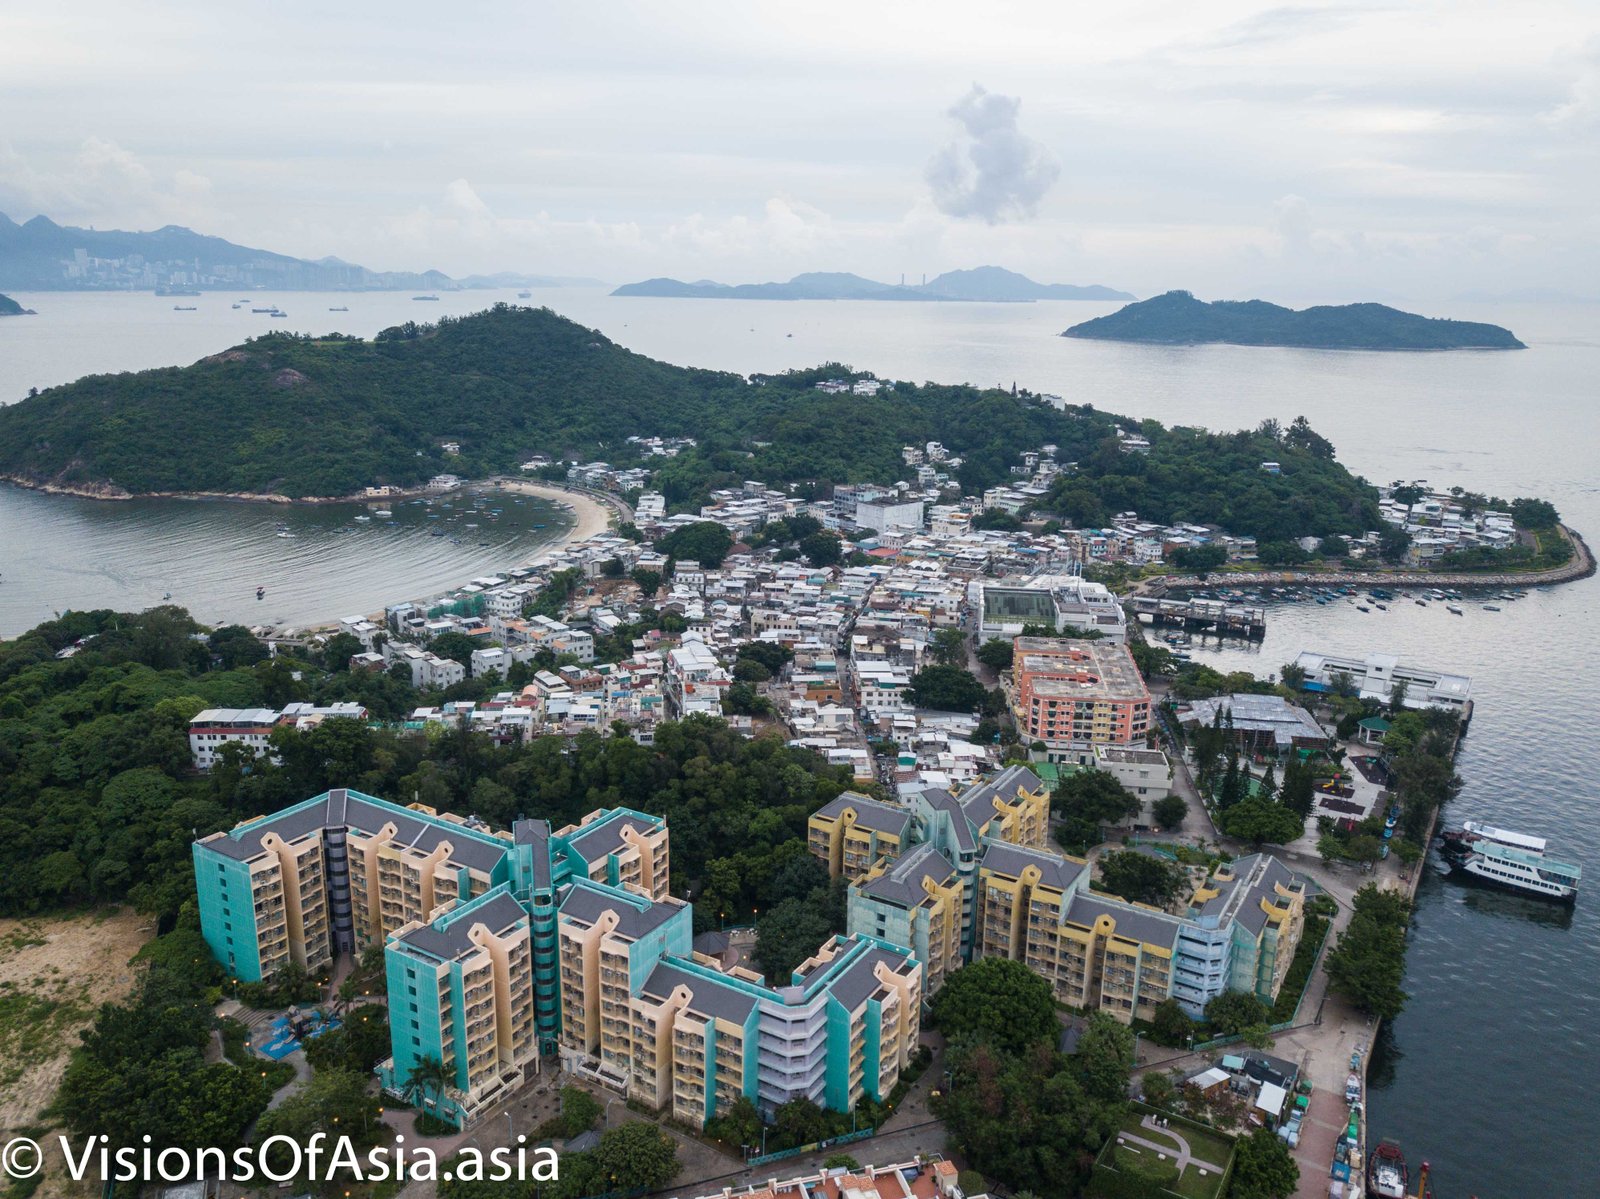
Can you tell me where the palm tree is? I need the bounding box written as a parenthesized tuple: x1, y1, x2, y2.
(405, 1056, 454, 1110)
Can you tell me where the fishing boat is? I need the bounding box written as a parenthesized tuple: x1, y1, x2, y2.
(1483, 603, 1501, 612)
(1367, 1140, 1408, 1199)
(328, 305, 349, 312)
(256, 586, 266, 600)
(1356, 605, 1370, 612)
(353, 514, 371, 522)
(373, 509, 392, 517)
(172, 305, 197, 311)
(1446, 604, 1463, 614)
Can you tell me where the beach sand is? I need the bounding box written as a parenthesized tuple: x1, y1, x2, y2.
(494, 479, 618, 543)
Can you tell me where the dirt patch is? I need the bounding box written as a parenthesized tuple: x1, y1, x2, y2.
(0, 908, 152, 1135)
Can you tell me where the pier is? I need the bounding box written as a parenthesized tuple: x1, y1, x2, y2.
(1127, 595, 1267, 638)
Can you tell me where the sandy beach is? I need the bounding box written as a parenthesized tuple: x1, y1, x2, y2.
(491, 478, 620, 543)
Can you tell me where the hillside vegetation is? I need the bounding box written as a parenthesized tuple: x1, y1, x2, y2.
(1063, 290, 1524, 350)
(0, 303, 1380, 538)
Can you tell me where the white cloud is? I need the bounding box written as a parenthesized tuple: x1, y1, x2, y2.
(925, 85, 1061, 224)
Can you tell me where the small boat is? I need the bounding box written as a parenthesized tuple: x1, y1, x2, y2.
(516, 291, 531, 299)
(251, 307, 276, 313)
(373, 509, 392, 517)
(162, 592, 172, 601)
(1415, 599, 1427, 606)
(1356, 605, 1370, 612)
(232, 302, 243, 309)
(1367, 1139, 1408, 1199)
(1483, 604, 1501, 611)
(1447, 604, 1463, 614)
(173, 305, 197, 311)
(328, 305, 349, 312)
(256, 586, 266, 600)
(413, 294, 440, 301)
(1374, 602, 1387, 610)
(354, 514, 371, 522)
(275, 530, 295, 538)
(270, 311, 288, 318)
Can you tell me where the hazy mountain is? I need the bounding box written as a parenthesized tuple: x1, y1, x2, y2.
(1062, 290, 1524, 350)
(0, 211, 593, 293)
(613, 267, 1132, 302)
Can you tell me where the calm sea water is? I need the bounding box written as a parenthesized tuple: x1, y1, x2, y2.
(2, 288, 1597, 1192)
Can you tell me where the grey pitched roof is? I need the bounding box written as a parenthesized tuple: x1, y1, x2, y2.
(957, 765, 1044, 830)
(515, 818, 554, 891)
(811, 792, 911, 838)
(558, 881, 685, 940)
(638, 960, 759, 1023)
(856, 843, 955, 908)
(1063, 892, 1181, 949)
(565, 811, 660, 865)
(827, 943, 914, 1011)
(918, 788, 976, 854)
(979, 841, 1085, 893)
(394, 889, 527, 961)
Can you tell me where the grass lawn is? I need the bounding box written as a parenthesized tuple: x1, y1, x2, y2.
(1118, 1111, 1236, 1173)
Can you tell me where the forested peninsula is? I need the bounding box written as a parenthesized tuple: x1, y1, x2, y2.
(1063, 290, 1524, 350)
(0, 303, 1384, 542)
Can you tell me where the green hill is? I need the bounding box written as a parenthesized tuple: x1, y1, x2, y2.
(1062, 290, 1524, 350)
(0, 303, 1385, 541)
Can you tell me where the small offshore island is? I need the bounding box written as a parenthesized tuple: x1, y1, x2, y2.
(0, 291, 35, 316)
(1063, 289, 1525, 350)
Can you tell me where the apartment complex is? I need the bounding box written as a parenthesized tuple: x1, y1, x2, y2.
(1009, 638, 1152, 761)
(824, 767, 1307, 1022)
(196, 789, 919, 1132)
(194, 790, 672, 1128)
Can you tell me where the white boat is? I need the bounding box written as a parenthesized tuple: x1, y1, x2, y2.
(353, 514, 371, 522)
(1446, 604, 1463, 614)
(1440, 821, 1581, 903)
(373, 509, 393, 517)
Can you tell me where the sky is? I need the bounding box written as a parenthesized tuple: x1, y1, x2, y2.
(2, 0, 1597, 300)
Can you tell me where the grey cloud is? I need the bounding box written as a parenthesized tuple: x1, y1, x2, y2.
(925, 84, 1060, 224)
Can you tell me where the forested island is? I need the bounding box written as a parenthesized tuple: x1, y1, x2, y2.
(0, 291, 33, 315)
(0, 304, 1390, 541)
(1062, 290, 1524, 350)
(614, 265, 1133, 302)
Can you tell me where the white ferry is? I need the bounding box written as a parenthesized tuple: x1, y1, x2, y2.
(1440, 821, 1581, 903)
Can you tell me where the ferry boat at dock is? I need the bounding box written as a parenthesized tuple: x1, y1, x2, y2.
(1439, 821, 1581, 903)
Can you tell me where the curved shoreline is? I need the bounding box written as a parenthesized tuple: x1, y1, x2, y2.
(1142, 524, 1593, 593)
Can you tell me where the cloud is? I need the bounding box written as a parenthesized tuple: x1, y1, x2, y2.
(1273, 193, 1314, 254)
(925, 84, 1060, 224)
(0, 136, 217, 228)
(1202, 5, 1379, 50)
(1544, 38, 1600, 130)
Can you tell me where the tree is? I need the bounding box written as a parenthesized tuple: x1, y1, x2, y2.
(705, 1096, 762, 1152)
(429, 631, 480, 668)
(1220, 795, 1304, 846)
(600, 555, 625, 578)
(1170, 544, 1227, 572)
(799, 530, 844, 566)
(659, 520, 734, 567)
(931, 958, 1058, 1056)
(930, 627, 969, 667)
(405, 1056, 454, 1109)
(753, 896, 838, 983)
(320, 631, 363, 671)
(631, 567, 662, 597)
(1142, 1068, 1178, 1109)
(976, 638, 1016, 672)
(588, 1121, 680, 1193)
(1054, 769, 1140, 851)
(1230, 1126, 1300, 1199)
(907, 664, 987, 712)
(1150, 999, 1194, 1048)
(1074, 1013, 1134, 1104)
(1204, 990, 1269, 1036)
(1325, 885, 1411, 1020)
(1378, 525, 1411, 563)
(209, 625, 269, 670)
(1153, 793, 1187, 831)
(1316, 535, 1349, 560)
(1098, 851, 1184, 906)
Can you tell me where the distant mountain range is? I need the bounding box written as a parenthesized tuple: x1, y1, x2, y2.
(1062, 290, 1525, 351)
(0, 211, 601, 292)
(613, 265, 1133, 302)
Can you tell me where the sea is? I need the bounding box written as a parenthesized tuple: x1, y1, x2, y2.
(3, 286, 1597, 1193)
